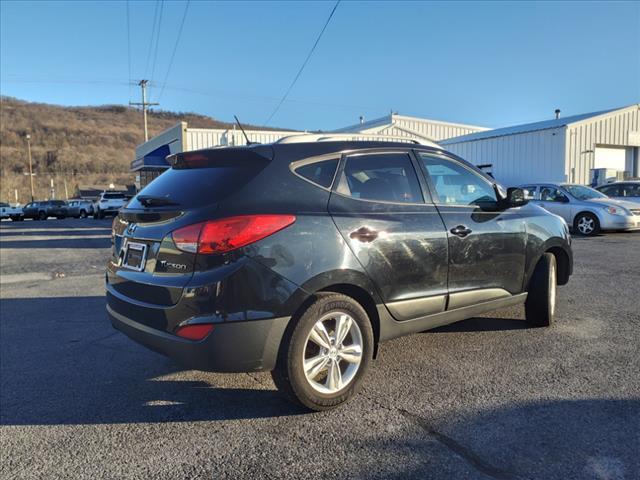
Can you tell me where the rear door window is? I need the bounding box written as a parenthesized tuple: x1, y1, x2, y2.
(598, 185, 619, 196)
(621, 184, 640, 197)
(337, 152, 423, 203)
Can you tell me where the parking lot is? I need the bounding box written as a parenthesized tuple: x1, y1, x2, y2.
(0, 218, 638, 480)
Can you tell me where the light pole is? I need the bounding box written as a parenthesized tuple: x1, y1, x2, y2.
(25, 134, 35, 201)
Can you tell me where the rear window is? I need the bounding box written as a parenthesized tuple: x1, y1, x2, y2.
(131, 164, 265, 209)
(103, 193, 125, 199)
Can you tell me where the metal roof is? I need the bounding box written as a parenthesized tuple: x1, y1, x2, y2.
(441, 107, 629, 144)
(334, 113, 487, 133)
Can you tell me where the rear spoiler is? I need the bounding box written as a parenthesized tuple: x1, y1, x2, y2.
(166, 145, 274, 168)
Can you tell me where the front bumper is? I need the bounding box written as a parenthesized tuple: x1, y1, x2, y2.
(600, 214, 640, 231)
(108, 304, 289, 372)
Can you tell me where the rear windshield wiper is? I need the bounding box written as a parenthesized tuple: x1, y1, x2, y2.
(137, 195, 181, 207)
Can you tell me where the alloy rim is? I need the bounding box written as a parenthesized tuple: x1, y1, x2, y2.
(302, 311, 363, 394)
(577, 216, 594, 234)
(549, 261, 556, 316)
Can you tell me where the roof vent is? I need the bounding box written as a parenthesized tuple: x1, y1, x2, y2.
(555, 109, 561, 119)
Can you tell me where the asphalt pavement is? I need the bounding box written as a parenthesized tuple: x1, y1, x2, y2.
(1, 218, 638, 480)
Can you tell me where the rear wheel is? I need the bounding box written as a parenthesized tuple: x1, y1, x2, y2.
(573, 212, 600, 236)
(525, 253, 557, 327)
(79, 209, 87, 218)
(271, 293, 373, 411)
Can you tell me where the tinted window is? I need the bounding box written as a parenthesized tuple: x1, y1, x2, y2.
(419, 154, 496, 206)
(338, 153, 423, 203)
(132, 163, 265, 209)
(103, 193, 125, 199)
(597, 185, 619, 196)
(521, 185, 538, 200)
(540, 187, 568, 202)
(295, 159, 338, 188)
(52, 200, 66, 206)
(0, 202, 8, 207)
(621, 184, 640, 197)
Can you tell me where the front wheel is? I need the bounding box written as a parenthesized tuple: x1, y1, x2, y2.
(271, 293, 374, 411)
(525, 253, 557, 327)
(573, 212, 600, 236)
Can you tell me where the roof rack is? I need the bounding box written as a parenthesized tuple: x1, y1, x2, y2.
(275, 133, 439, 148)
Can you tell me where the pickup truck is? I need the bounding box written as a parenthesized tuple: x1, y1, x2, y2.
(0, 202, 24, 221)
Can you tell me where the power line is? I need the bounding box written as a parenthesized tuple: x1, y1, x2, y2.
(158, 0, 190, 102)
(263, 0, 341, 126)
(143, 1, 160, 78)
(149, 0, 164, 95)
(126, 0, 132, 99)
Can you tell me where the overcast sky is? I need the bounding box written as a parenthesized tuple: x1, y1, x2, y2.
(1, 1, 639, 130)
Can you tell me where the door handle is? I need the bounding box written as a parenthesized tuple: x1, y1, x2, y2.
(350, 226, 379, 243)
(450, 225, 472, 238)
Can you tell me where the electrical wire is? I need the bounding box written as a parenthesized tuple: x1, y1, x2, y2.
(143, 1, 160, 79)
(149, 0, 164, 96)
(126, 0, 132, 99)
(263, 0, 341, 126)
(157, 0, 190, 102)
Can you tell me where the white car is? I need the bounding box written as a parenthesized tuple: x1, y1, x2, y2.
(520, 183, 640, 236)
(0, 202, 24, 221)
(94, 192, 128, 218)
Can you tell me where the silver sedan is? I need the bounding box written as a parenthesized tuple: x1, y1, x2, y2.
(520, 183, 640, 236)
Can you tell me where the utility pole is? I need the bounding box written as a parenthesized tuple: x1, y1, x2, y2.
(129, 80, 158, 142)
(25, 133, 35, 201)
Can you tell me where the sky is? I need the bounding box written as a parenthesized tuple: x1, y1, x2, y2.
(1, 0, 639, 131)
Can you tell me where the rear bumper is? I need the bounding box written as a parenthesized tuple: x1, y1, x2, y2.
(108, 304, 289, 372)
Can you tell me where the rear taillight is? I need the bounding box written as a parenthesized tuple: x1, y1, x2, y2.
(171, 214, 296, 255)
(175, 324, 214, 340)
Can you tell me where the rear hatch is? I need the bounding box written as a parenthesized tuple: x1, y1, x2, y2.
(108, 146, 273, 307)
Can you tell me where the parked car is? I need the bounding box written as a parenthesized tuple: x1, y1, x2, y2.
(66, 199, 95, 218)
(21, 200, 68, 220)
(94, 191, 128, 218)
(520, 183, 640, 236)
(595, 181, 640, 205)
(0, 202, 24, 221)
(107, 138, 573, 411)
(22, 201, 42, 220)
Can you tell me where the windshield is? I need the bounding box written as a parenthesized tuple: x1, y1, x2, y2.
(562, 184, 607, 201)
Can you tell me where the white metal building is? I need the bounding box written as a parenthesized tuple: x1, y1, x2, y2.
(131, 122, 300, 186)
(334, 113, 488, 143)
(441, 105, 640, 186)
(132, 114, 487, 187)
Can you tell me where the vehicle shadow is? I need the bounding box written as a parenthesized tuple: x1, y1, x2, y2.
(430, 316, 528, 333)
(0, 296, 304, 426)
(0, 238, 110, 248)
(363, 398, 639, 480)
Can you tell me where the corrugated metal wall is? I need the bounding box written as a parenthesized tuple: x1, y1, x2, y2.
(185, 128, 297, 150)
(392, 116, 487, 142)
(444, 128, 567, 186)
(566, 106, 640, 184)
(338, 114, 487, 142)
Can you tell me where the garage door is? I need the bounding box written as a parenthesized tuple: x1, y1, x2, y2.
(594, 146, 626, 171)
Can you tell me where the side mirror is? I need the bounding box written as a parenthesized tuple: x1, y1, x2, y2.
(505, 187, 528, 208)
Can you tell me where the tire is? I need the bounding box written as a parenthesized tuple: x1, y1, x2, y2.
(525, 253, 557, 327)
(271, 293, 374, 411)
(38, 211, 47, 220)
(79, 210, 87, 219)
(96, 210, 104, 219)
(573, 212, 600, 236)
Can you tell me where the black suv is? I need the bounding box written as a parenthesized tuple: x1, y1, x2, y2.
(107, 138, 572, 410)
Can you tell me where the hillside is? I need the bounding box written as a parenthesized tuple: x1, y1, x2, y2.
(0, 96, 275, 202)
